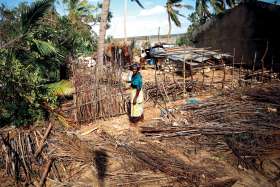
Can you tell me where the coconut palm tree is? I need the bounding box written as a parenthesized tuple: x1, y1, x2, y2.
(165, 0, 192, 42)
(97, 0, 110, 69)
(195, 0, 237, 21)
(1, 0, 55, 48)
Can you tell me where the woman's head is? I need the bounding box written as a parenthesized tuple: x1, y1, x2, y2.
(131, 63, 140, 74)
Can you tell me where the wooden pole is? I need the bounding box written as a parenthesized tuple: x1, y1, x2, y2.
(252, 52, 257, 73)
(222, 59, 226, 89)
(270, 56, 274, 81)
(202, 67, 205, 88)
(239, 56, 243, 82)
(202, 51, 205, 88)
(155, 60, 158, 106)
(261, 41, 269, 82)
(39, 158, 54, 187)
(211, 68, 215, 86)
(183, 45, 186, 96)
(251, 52, 257, 84)
(232, 48, 235, 86)
(35, 122, 53, 158)
(158, 27, 160, 43)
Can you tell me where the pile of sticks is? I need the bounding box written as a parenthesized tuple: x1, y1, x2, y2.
(0, 123, 96, 186)
(245, 82, 280, 105)
(96, 130, 237, 186)
(140, 83, 280, 182)
(0, 123, 54, 186)
(144, 80, 196, 103)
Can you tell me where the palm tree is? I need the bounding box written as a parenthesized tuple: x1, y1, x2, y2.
(195, 0, 237, 21)
(165, 0, 192, 42)
(63, 0, 98, 30)
(97, 0, 110, 69)
(2, 0, 55, 48)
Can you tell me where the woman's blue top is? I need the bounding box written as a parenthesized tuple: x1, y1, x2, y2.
(131, 72, 142, 90)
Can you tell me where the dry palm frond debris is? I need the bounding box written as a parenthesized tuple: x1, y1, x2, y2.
(0, 123, 235, 187)
(96, 129, 239, 187)
(0, 123, 95, 186)
(141, 82, 280, 183)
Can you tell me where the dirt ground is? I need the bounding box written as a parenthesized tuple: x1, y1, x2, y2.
(66, 67, 278, 187)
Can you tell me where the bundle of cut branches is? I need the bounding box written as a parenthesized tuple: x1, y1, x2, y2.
(144, 80, 196, 102)
(141, 89, 280, 178)
(0, 123, 97, 186)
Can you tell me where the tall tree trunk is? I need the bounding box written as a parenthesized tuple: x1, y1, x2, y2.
(97, 0, 110, 68)
(167, 14, 171, 43)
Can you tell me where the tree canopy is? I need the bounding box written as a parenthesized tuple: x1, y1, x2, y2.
(0, 0, 102, 126)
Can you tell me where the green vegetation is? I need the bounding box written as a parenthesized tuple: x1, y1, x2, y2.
(0, 0, 101, 127)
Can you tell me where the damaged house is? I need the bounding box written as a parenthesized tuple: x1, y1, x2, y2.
(192, 1, 280, 71)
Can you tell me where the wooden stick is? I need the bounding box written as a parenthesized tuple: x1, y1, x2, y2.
(232, 48, 235, 86)
(18, 133, 31, 182)
(211, 68, 215, 86)
(270, 56, 274, 81)
(183, 45, 186, 96)
(239, 56, 243, 82)
(39, 158, 54, 187)
(222, 63, 226, 89)
(251, 52, 257, 85)
(202, 67, 205, 88)
(155, 61, 158, 106)
(261, 41, 269, 82)
(35, 122, 53, 158)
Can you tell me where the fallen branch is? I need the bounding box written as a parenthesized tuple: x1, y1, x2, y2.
(39, 158, 54, 187)
(35, 122, 53, 158)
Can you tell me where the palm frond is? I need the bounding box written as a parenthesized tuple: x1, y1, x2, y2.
(168, 0, 183, 3)
(174, 9, 186, 18)
(196, 0, 210, 17)
(131, 0, 144, 9)
(226, 0, 236, 7)
(174, 3, 193, 9)
(210, 0, 225, 14)
(47, 80, 74, 96)
(170, 11, 181, 27)
(33, 39, 58, 56)
(21, 0, 54, 33)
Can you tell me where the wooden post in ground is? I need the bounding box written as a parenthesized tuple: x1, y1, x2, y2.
(251, 52, 257, 85)
(239, 56, 243, 85)
(183, 45, 186, 96)
(222, 58, 226, 89)
(270, 56, 274, 81)
(211, 68, 215, 87)
(154, 60, 158, 106)
(202, 51, 205, 88)
(202, 67, 205, 88)
(158, 27, 160, 43)
(261, 41, 269, 82)
(190, 50, 193, 82)
(232, 48, 235, 86)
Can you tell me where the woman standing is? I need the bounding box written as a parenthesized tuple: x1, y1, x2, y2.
(129, 64, 144, 123)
